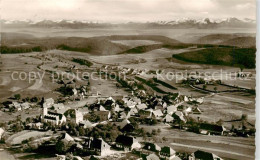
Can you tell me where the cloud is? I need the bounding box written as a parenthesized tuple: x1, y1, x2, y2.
(1, 0, 256, 21)
(235, 3, 255, 10)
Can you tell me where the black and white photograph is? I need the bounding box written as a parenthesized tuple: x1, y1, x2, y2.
(0, 0, 258, 160)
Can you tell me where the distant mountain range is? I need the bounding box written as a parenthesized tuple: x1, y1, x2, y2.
(1, 17, 256, 29)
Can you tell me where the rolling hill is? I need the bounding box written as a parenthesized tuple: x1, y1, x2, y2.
(195, 34, 256, 48)
(1, 33, 182, 55)
(172, 47, 256, 68)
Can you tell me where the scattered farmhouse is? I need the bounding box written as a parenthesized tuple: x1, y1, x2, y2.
(189, 150, 223, 160)
(199, 123, 226, 135)
(115, 135, 141, 151)
(83, 137, 111, 156)
(159, 146, 176, 160)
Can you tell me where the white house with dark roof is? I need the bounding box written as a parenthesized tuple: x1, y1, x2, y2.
(83, 137, 112, 156)
(115, 135, 141, 151)
(159, 146, 176, 160)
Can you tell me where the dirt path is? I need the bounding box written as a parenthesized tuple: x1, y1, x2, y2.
(170, 142, 254, 159)
(0, 76, 11, 86)
(0, 150, 16, 160)
(27, 79, 43, 90)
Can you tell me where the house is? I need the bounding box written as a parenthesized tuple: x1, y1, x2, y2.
(123, 97, 137, 108)
(72, 156, 83, 160)
(93, 111, 111, 121)
(21, 102, 30, 110)
(99, 105, 107, 111)
(127, 107, 138, 118)
(172, 111, 186, 123)
(119, 112, 127, 120)
(196, 97, 204, 104)
(61, 133, 74, 142)
(114, 104, 124, 113)
(189, 150, 223, 160)
(56, 154, 66, 160)
(152, 109, 163, 119)
(155, 105, 164, 111)
(167, 105, 178, 115)
(77, 107, 89, 115)
(199, 123, 226, 135)
(163, 114, 174, 123)
(83, 137, 111, 156)
(119, 119, 131, 129)
(9, 102, 22, 111)
(183, 106, 192, 116)
(146, 153, 160, 160)
(115, 135, 141, 151)
(75, 109, 84, 124)
(142, 142, 161, 155)
(132, 97, 141, 105)
(53, 103, 65, 110)
(162, 102, 167, 108)
(121, 123, 135, 133)
(43, 98, 54, 108)
(159, 146, 176, 160)
(0, 128, 5, 140)
(136, 103, 148, 110)
(79, 120, 94, 129)
(42, 107, 66, 125)
(139, 109, 152, 119)
(26, 122, 43, 130)
(193, 107, 202, 114)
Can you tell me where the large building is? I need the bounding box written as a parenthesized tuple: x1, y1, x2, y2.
(42, 106, 66, 125)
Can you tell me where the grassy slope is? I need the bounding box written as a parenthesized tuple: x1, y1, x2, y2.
(1, 34, 182, 55)
(195, 34, 256, 48)
(172, 47, 256, 68)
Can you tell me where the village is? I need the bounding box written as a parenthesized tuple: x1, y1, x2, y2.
(0, 56, 255, 160)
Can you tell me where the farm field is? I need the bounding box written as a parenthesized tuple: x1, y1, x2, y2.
(140, 123, 255, 160)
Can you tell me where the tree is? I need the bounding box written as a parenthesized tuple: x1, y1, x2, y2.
(216, 119, 223, 125)
(202, 85, 207, 90)
(14, 94, 21, 100)
(55, 140, 71, 153)
(79, 127, 86, 136)
(241, 114, 248, 121)
(110, 130, 119, 142)
(162, 137, 167, 141)
(151, 129, 157, 136)
(239, 65, 245, 72)
(13, 122, 23, 132)
(214, 87, 217, 92)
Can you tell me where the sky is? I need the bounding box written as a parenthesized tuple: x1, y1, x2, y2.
(1, 0, 257, 22)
